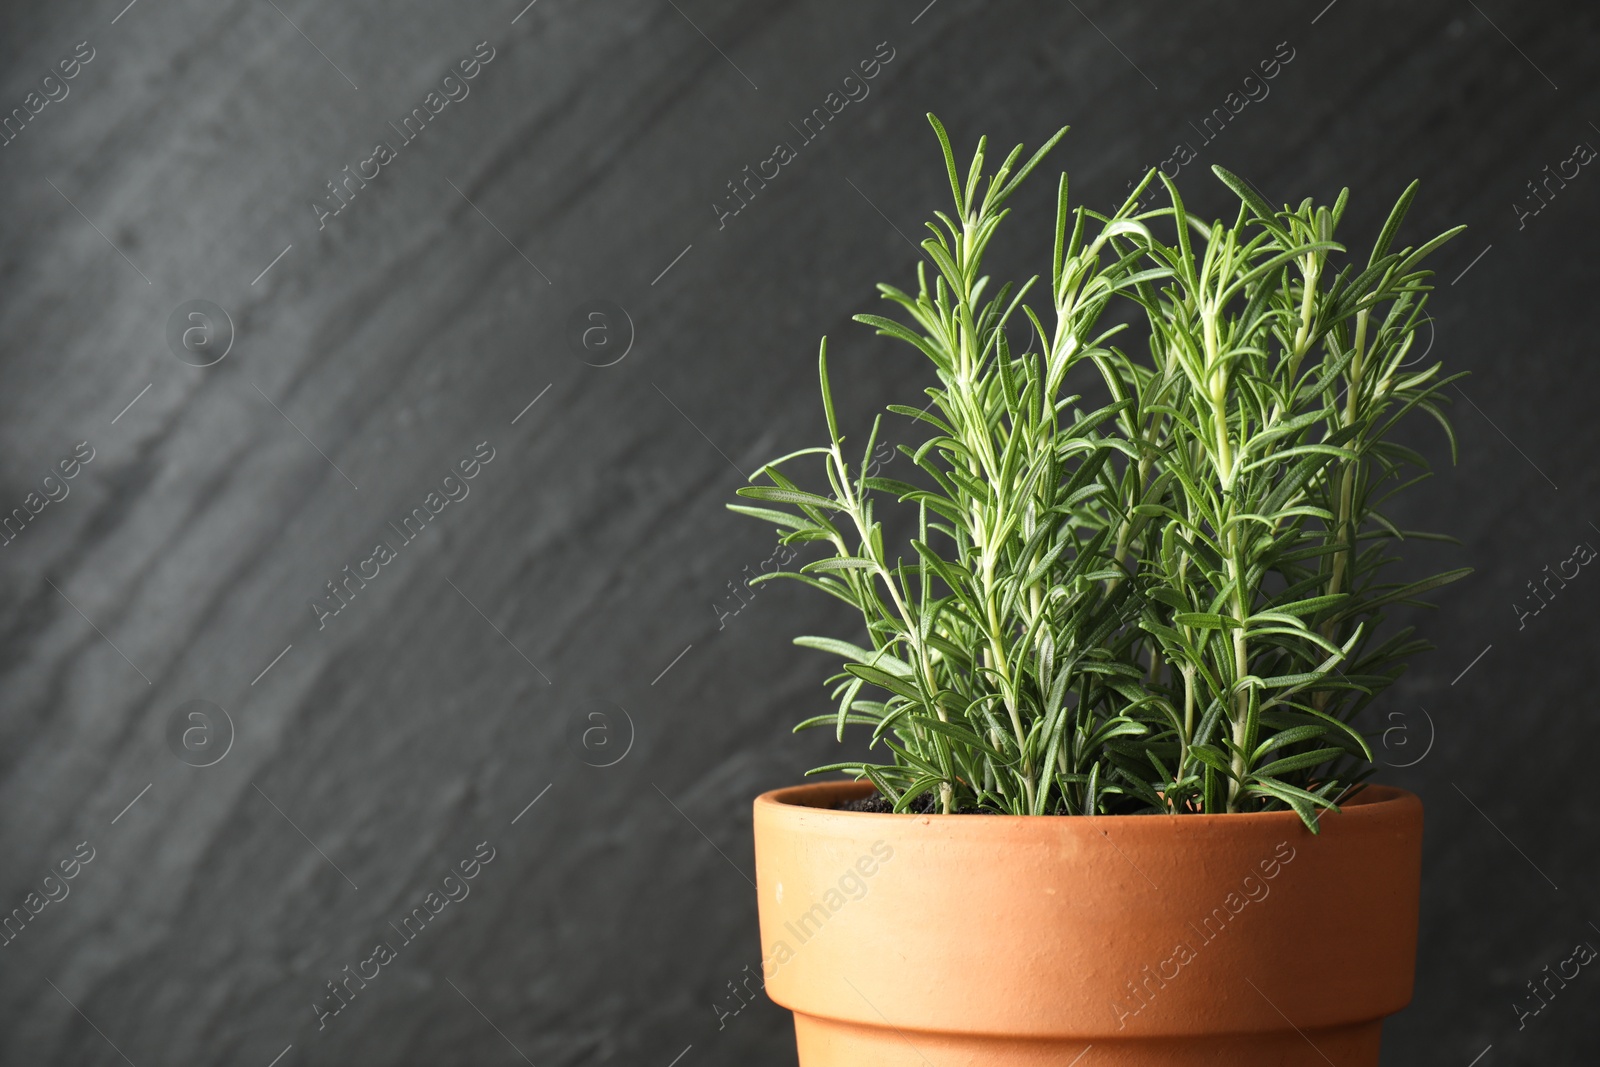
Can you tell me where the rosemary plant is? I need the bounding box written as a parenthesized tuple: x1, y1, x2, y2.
(733, 115, 1466, 826)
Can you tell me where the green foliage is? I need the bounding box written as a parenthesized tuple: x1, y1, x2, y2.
(732, 115, 1467, 827)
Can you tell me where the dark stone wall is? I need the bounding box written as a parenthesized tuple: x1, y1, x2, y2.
(0, 1, 1595, 1063)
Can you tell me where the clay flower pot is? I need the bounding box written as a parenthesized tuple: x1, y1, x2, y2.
(752, 780, 1422, 1066)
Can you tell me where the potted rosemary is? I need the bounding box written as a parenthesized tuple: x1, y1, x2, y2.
(733, 116, 1466, 1065)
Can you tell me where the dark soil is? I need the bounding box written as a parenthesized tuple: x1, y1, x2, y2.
(836, 792, 1002, 815)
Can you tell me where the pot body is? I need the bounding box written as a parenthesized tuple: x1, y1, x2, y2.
(752, 780, 1423, 1066)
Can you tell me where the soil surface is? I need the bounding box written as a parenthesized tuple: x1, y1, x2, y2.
(835, 793, 1000, 815)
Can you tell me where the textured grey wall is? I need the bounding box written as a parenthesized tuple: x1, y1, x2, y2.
(1, 1, 1596, 1064)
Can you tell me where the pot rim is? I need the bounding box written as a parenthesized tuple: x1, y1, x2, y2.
(756, 777, 1414, 824)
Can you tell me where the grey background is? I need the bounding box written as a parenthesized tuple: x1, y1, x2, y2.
(0, 0, 1595, 1064)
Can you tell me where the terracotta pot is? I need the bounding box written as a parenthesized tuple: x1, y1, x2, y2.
(752, 780, 1422, 1066)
